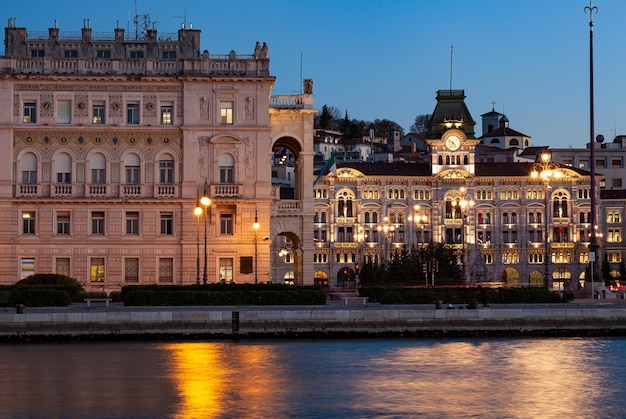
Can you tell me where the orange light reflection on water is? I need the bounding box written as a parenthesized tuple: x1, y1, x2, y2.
(164, 342, 282, 419)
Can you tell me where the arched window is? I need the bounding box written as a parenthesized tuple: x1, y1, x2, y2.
(124, 153, 141, 184)
(90, 153, 106, 184)
(314, 213, 319, 223)
(509, 138, 519, 146)
(219, 154, 235, 184)
(321, 212, 327, 223)
(438, 155, 443, 165)
(55, 152, 72, 184)
(463, 155, 469, 165)
(21, 152, 37, 184)
(364, 212, 370, 224)
(580, 212, 585, 223)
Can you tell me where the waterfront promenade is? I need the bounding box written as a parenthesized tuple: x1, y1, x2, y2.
(2, 299, 626, 341)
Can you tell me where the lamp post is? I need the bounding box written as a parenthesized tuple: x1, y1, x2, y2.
(451, 187, 474, 284)
(531, 151, 560, 289)
(200, 193, 211, 285)
(409, 204, 429, 246)
(377, 216, 395, 263)
(354, 225, 365, 287)
(253, 209, 260, 284)
(193, 202, 203, 284)
(585, 1, 599, 300)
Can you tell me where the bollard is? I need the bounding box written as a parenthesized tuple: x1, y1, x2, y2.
(232, 311, 239, 334)
(15, 304, 25, 314)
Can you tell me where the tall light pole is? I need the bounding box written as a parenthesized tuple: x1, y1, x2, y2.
(452, 186, 474, 284)
(531, 151, 560, 289)
(586, 0, 599, 299)
(253, 209, 260, 284)
(377, 216, 395, 263)
(200, 192, 211, 285)
(409, 204, 429, 246)
(193, 202, 203, 284)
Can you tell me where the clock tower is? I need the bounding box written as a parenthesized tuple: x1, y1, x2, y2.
(424, 90, 480, 178)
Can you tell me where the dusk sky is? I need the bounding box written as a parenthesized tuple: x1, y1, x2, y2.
(3, 0, 624, 148)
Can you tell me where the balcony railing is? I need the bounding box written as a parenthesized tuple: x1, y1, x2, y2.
(87, 184, 107, 198)
(156, 185, 178, 198)
(212, 184, 240, 197)
(52, 184, 72, 197)
(122, 185, 141, 198)
(17, 184, 38, 197)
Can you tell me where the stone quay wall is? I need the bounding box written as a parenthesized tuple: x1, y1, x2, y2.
(2, 305, 626, 341)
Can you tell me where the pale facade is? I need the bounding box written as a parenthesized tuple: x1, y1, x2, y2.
(1, 20, 316, 292)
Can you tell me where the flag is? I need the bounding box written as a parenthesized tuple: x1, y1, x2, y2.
(313, 152, 337, 187)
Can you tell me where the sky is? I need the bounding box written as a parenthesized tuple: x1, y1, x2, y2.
(3, 0, 625, 148)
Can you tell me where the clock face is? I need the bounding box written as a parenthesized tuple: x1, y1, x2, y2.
(446, 135, 461, 151)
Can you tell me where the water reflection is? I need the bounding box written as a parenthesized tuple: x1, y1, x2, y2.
(0, 338, 623, 418)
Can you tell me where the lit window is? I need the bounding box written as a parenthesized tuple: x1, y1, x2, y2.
(92, 102, 105, 124)
(160, 102, 173, 125)
(22, 211, 36, 235)
(220, 101, 233, 124)
(90, 258, 105, 282)
(23, 101, 37, 123)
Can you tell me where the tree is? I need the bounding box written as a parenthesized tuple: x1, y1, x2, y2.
(340, 110, 367, 140)
(410, 114, 432, 134)
(315, 104, 342, 130)
(371, 119, 404, 137)
(619, 256, 626, 284)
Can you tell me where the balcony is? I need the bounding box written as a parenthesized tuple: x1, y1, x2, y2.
(212, 184, 240, 198)
(122, 185, 141, 198)
(156, 185, 178, 198)
(52, 184, 72, 198)
(87, 184, 107, 198)
(17, 184, 38, 198)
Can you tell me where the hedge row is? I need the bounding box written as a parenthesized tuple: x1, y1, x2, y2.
(359, 286, 574, 305)
(121, 284, 326, 306)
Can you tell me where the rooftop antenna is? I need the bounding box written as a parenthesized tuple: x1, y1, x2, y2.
(133, 0, 152, 40)
(300, 52, 303, 94)
(174, 8, 187, 29)
(449, 44, 454, 92)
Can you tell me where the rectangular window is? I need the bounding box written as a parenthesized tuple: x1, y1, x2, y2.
(57, 212, 70, 235)
(125, 258, 139, 283)
(96, 50, 111, 58)
(162, 51, 176, 59)
(56, 258, 70, 277)
(612, 178, 623, 188)
(57, 171, 71, 184)
(160, 102, 173, 125)
(31, 50, 45, 57)
(125, 166, 140, 184)
(64, 50, 78, 58)
(91, 167, 106, 184)
(91, 211, 105, 235)
(22, 169, 37, 184)
(22, 211, 35, 235)
(90, 258, 105, 282)
(612, 159, 623, 168)
(160, 213, 173, 235)
(23, 101, 37, 123)
(92, 102, 105, 124)
(130, 51, 144, 59)
(220, 167, 234, 184)
(220, 101, 233, 124)
(595, 159, 605, 168)
(126, 212, 139, 235)
(220, 213, 234, 235)
(219, 258, 234, 283)
(57, 100, 71, 124)
(158, 258, 174, 283)
(126, 102, 140, 124)
(159, 160, 174, 184)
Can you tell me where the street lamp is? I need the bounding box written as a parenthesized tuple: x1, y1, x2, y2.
(354, 225, 366, 287)
(200, 193, 211, 285)
(451, 187, 474, 284)
(193, 202, 203, 284)
(377, 216, 395, 263)
(253, 209, 260, 284)
(409, 204, 429, 246)
(531, 150, 560, 289)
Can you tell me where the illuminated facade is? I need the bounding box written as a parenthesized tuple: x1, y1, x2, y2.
(1, 20, 316, 292)
(311, 90, 603, 291)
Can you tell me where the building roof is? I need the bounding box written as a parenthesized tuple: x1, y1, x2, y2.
(481, 126, 529, 138)
(335, 161, 431, 176)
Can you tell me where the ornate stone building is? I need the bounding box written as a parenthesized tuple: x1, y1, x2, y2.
(1, 20, 316, 292)
(312, 90, 599, 291)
